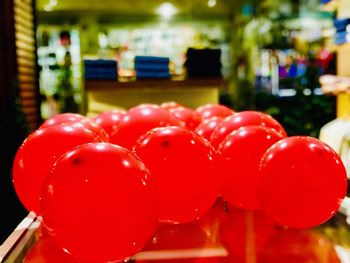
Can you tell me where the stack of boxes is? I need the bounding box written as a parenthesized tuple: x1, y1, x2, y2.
(334, 18, 350, 45)
(83, 59, 118, 80)
(134, 56, 170, 79)
(184, 48, 222, 78)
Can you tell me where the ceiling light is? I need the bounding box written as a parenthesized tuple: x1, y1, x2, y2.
(156, 2, 177, 19)
(208, 0, 217, 8)
(44, 0, 57, 12)
(44, 4, 53, 11)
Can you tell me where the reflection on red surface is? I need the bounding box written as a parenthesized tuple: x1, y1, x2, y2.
(136, 206, 225, 263)
(137, 258, 223, 263)
(219, 208, 341, 263)
(23, 232, 79, 263)
(260, 228, 341, 263)
(143, 223, 208, 251)
(23, 204, 341, 263)
(219, 208, 277, 262)
(197, 198, 226, 244)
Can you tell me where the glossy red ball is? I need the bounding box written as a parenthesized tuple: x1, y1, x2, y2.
(134, 127, 219, 224)
(210, 111, 287, 149)
(93, 110, 126, 136)
(258, 136, 347, 228)
(65, 119, 109, 141)
(169, 107, 202, 130)
(219, 126, 284, 209)
(12, 125, 102, 214)
(41, 143, 158, 262)
(196, 104, 234, 120)
(40, 113, 87, 129)
(40, 113, 109, 142)
(110, 104, 183, 150)
(160, 101, 183, 110)
(195, 117, 223, 142)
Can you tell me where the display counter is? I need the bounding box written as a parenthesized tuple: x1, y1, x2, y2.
(1, 199, 350, 262)
(85, 78, 224, 115)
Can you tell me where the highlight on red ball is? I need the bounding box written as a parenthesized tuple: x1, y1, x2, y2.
(109, 104, 183, 150)
(210, 111, 287, 149)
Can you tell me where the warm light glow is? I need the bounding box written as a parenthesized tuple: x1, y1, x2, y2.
(208, 0, 217, 8)
(156, 2, 178, 19)
(44, 4, 53, 11)
(44, 0, 57, 12)
(98, 32, 108, 49)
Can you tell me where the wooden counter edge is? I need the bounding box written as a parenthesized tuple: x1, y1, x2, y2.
(0, 212, 40, 263)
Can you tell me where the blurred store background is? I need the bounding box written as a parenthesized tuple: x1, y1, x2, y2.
(2, 0, 350, 243)
(31, 0, 340, 136)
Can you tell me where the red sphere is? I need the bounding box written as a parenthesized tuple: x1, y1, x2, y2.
(169, 107, 202, 130)
(210, 111, 287, 149)
(219, 126, 284, 210)
(40, 113, 87, 129)
(110, 104, 183, 150)
(196, 104, 234, 120)
(134, 127, 220, 224)
(41, 143, 158, 262)
(66, 119, 109, 141)
(93, 110, 126, 136)
(258, 136, 347, 228)
(160, 101, 183, 110)
(12, 125, 102, 214)
(41, 113, 109, 142)
(195, 117, 223, 142)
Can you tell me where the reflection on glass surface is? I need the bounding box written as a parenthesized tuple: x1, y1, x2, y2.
(24, 198, 350, 262)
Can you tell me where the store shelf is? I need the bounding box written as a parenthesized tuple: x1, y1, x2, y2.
(85, 78, 225, 91)
(85, 78, 225, 112)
